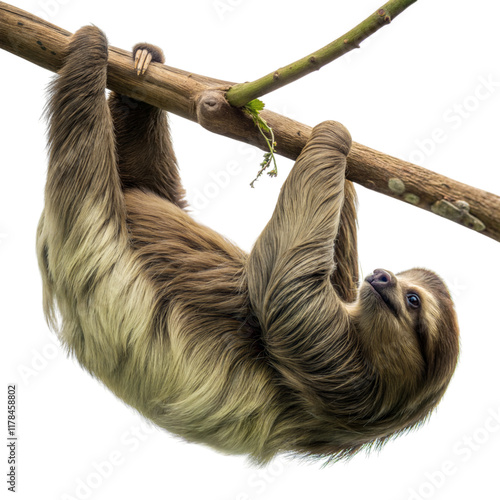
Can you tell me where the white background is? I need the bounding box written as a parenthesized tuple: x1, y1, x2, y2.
(1, 0, 499, 499)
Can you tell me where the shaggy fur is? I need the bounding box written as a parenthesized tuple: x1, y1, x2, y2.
(36, 26, 460, 464)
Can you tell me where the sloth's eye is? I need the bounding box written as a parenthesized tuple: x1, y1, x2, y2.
(406, 293, 421, 309)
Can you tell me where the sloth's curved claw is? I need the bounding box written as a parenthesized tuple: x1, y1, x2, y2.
(134, 49, 153, 76)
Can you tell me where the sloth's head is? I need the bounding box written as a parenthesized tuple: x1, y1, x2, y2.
(348, 267, 459, 420)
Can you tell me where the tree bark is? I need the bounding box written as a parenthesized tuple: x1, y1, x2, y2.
(1, 1, 499, 242)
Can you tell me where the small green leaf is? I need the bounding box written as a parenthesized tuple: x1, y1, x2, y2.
(246, 98, 265, 114)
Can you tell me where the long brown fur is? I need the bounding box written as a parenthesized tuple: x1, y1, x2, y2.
(36, 26, 460, 464)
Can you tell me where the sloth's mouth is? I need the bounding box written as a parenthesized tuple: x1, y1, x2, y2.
(367, 282, 399, 318)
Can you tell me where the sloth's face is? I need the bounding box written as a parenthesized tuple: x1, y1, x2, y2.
(350, 267, 459, 399)
(362, 268, 426, 321)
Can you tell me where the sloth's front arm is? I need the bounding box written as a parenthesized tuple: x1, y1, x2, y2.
(246, 122, 353, 385)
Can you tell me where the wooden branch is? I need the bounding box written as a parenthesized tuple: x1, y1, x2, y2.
(226, 0, 418, 108)
(1, 2, 499, 242)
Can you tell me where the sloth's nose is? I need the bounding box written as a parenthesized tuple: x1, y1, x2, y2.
(367, 269, 397, 288)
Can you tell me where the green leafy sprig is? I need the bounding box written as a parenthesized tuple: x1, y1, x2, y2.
(244, 99, 278, 188)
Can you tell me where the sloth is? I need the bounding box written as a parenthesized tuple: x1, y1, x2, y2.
(36, 25, 460, 464)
